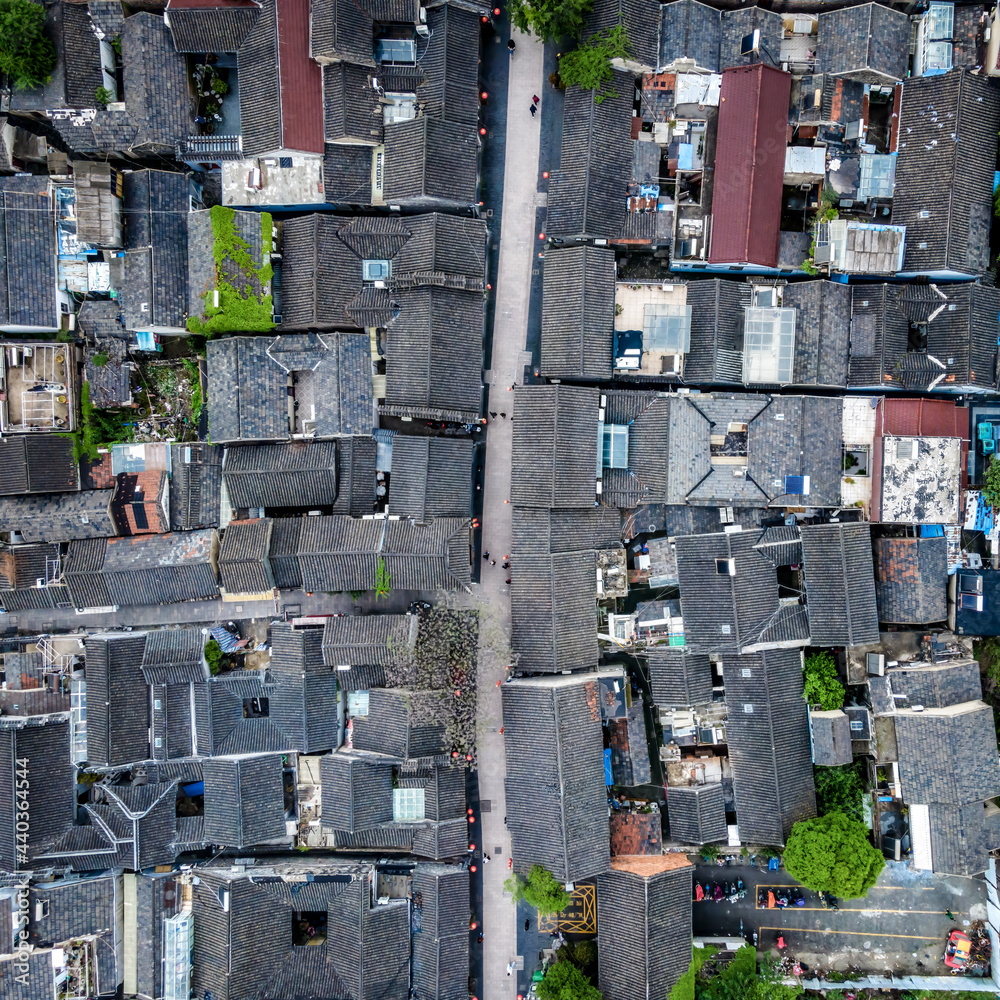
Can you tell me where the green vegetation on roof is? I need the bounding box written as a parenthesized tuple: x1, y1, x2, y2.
(187, 205, 274, 336)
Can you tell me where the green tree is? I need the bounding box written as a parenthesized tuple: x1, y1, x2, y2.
(537, 960, 601, 1000)
(557, 24, 630, 100)
(507, 0, 593, 43)
(813, 761, 864, 822)
(503, 865, 571, 915)
(572, 940, 597, 968)
(982, 455, 1000, 511)
(204, 638, 223, 675)
(0, 0, 56, 92)
(783, 812, 884, 899)
(802, 651, 845, 710)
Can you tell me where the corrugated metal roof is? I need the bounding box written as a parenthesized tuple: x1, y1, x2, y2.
(708, 64, 791, 268)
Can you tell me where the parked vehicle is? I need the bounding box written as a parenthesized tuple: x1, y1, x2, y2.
(945, 930, 972, 970)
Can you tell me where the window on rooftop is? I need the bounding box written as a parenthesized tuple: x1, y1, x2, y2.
(376, 38, 416, 65)
(857, 154, 896, 201)
(292, 911, 328, 947)
(363, 259, 392, 282)
(642, 303, 692, 354)
(393, 787, 426, 821)
(602, 424, 629, 469)
(742, 307, 796, 383)
(907, 322, 927, 353)
(383, 92, 418, 125)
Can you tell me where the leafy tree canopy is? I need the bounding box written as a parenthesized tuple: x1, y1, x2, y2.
(802, 650, 845, 711)
(813, 761, 864, 822)
(537, 960, 601, 1000)
(697, 947, 802, 1000)
(982, 455, 1000, 512)
(0, 0, 56, 91)
(507, 0, 593, 43)
(784, 812, 884, 899)
(503, 865, 571, 915)
(557, 24, 630, 101)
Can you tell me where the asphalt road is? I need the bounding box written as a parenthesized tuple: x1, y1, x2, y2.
(690, 860, 989, 978)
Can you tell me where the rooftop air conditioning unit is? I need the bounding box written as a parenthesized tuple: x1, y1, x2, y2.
(732, 468, 746, 478)
(416, 23, 430, 36)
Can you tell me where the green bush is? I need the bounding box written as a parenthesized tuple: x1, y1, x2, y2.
(813, 761, 864, 822)
(507, 0, 593, 43)
(375, 556, 391, 599)
(503, 865, 571, 915)
(204, 638, 223, 675)
(0, 0, 57, 90)
(95, 85, 113, 106)
(557, 24, 630, 102)
(92, 352, 109, 368)
(537, 960, 600, 1000)
(802, 651, 845, 710)
(983, 455, 1000, 512)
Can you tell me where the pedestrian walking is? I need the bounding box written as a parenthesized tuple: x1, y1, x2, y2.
(525, 919, 530, 931)
(947, 909, 955, 921)
(500, 412, 506, 418)
(490, 559, 496, 565)
(532, 95, 539, 104)
(489, 411, 497, 418)
(507, 38, 515, 52)
(499, 726, 504, 734)
(502, 561, 510, 569)
(529, 104, 537, 117)
(505, 578, 511, 585)
(483, 551, 489, 560)
(484, 855, 491, 863)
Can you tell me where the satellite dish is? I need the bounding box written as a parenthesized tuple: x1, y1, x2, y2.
(740, 28, 761, 57)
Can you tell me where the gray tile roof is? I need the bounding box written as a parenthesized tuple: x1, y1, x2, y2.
(269, 622, 338, 752)
(85, 339, 132, 408)
(86, 632, 150, 766)
(647, 648, 713, 707)
(511, 385, 599, 508)
(547, 74, 633, 240)
(141, 627, 209, 686)
(169, 442, 223, 531)
(0, 177, 59, 330)
(810, 709, 853, 766)
(218, 518, 274, 594)
(887, 660, 983, 710)
(324, 62, 382, 142)
(64, 529, 220, 608)
(323, 142, 376, 203)
(0, 435, 79, 495)
(722, 649, 816, 845)
(817, 2, 911, 84)
(236, 0, 282, 156)
(321, 751, 395, 830)
(223, 440, 338, 509)
(927, 800, 1000, 876)
(383, 287, 484, 423)
(389, 436, 473, 520)
(383, 118, 480, 207)
(502, 674, 614, 883)
(658, 0, 720, 70)
(675, 528, 808, 655)
(120, 169, 190, 333)
(167, 3, 260, 52)
(666, 784, 727, 845)
(894, 72, 1000, 276)
(203, 753, 289, 847)
(601, 392, 669, 508)
(782, 280, 851, 388)
(679, 279, 745, 385)
(510, 507, 620, 673)
(412, 864, 470, 1000)
(800, 522, 880, 647)
(418, 5, 482, 126)
(206, 333, 373, 443)
(77, 298, 126, 341)
(541, 246, 615, 380)
(586, 0, 660, 68)
(849, 282, 1000, 389)
(0, 720, 75, 870)
(321, 613, 416, 675)
(279, 514, 470, 592)
(0, 490, 114, 543)
(719, 6, 782, 69)
(895, 701, 1000, 810)
(352, 688, 448, 758)
(874, 536, 948, 625)
(310, 0, 376, 65)
(598, 860, 693, 1000)
(53, 13, 192, 156)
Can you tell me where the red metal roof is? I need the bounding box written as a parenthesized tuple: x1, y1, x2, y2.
(880, 397, 969, 438)
(708, 64, 791, 268)
(276, 0, 324, 154)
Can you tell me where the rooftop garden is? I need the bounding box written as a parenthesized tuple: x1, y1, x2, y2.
(187, 205, 274, 336)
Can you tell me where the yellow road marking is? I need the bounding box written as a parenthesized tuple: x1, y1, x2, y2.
(757, 926, 940, 941)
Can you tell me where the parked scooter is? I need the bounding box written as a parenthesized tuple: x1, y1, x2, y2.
(713, 884, 723, 902)
(794, 888, 805, 907)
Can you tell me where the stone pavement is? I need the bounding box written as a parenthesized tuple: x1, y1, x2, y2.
(476, 22, 546, 1000)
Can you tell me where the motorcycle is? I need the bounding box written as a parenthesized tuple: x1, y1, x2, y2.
(713, 884, 723, 902)
(695, 883, 705, 902)
(794, 889, 805, 907)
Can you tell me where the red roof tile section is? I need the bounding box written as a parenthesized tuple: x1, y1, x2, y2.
(708, 64, 791, 268)
(879, 397, 970, 439)
(276, 0, 324, 154)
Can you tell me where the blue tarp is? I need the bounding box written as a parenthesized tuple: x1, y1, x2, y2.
(919, 525, 945, 537)
(182, 781, 204, 796)
(604, 748, 613, 786)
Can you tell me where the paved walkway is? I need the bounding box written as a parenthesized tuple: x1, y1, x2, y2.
(477, 23, 546, 1000)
